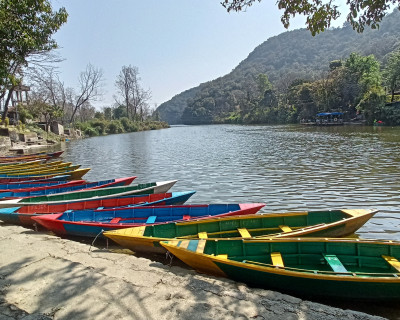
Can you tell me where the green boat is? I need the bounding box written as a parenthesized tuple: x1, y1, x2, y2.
(0, 180, 177, 208)
(104, 209, 377, 254)
(161, 238, 400, 301)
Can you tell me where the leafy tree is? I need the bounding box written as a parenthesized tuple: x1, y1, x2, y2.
(0, 0, 68, 119)
(221, 0, 400, 35)
(383, 50, 400, 102)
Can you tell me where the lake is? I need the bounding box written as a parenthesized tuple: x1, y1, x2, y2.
(63, 124, 400, 241)
(62, 124, 400, 318)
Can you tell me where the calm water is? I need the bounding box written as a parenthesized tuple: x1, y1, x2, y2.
(63, 124, 400, 241)
(61, 124, 400, 318)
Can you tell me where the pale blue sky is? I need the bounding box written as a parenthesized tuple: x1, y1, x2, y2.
(50, 0, 346, 110)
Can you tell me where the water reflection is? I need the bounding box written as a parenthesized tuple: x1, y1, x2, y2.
(63, 124, 400, 241)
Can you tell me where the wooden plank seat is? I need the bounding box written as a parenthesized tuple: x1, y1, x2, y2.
(271, 252, 284, 267)
(382, 255, 400, 272)
(324, 254, 348, 273)
(198, 232, 208, 239)
(146, 216, 157, 224)
(237, 228, 251, 238)
(110, 218, 121, 223)
(279, 225, 293, 232)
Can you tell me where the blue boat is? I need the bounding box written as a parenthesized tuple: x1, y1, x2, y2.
(0, 177, 135, 199)
(0, 191, 196, 226)
(32, 203, 265, 238)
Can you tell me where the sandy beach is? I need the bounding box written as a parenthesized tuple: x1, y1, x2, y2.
(0, 223, 389, 320)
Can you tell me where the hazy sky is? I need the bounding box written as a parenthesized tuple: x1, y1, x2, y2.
(50, 0, 346, 111)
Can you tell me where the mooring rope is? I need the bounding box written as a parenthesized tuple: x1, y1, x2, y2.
(89, 229, 104, 251)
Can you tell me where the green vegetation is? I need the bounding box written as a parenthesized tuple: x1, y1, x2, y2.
(0, 0, 68, 120)
(75, 118, 169, 137)
(222, 0, 400, 35)
(157, 10, 400, 126)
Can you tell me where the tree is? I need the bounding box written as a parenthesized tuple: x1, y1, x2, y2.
(114, 65, 151, 121)
(0, 0, 68, 120)
(70, 64, 103, 123)
(383, 50, 400, 102)
(221, 0, 400, 35)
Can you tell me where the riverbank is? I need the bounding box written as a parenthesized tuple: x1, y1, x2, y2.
(0, 223, 387, 320)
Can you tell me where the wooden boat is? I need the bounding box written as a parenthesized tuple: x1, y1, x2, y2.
(0, 164, 81, 176)
(0, 159, 63, 168)
(0, 168, 91, 181)
(0, 180, 86, 191)
(161, 237, 400, 301)
(0, 191, 196, 226)
(0, 176, 136, 199)
(0, 180, 177, 208)
(31, 203, 265, 238)
(103, 209, 377, 254)
(0, 174, 71, 183)
(0, 151, 63, 163)
(0, 161, 70, 172)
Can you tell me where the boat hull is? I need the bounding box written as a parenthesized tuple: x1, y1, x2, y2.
(162, 238, 400, 301)
(0, 191, 195, 227)
(33, 203, 265, 238)
(103, 209, 377, 254)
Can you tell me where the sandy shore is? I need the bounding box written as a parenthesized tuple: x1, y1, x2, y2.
(0, 223, 388, 320)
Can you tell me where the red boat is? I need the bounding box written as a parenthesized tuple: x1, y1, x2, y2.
(0, 151, 64, 163)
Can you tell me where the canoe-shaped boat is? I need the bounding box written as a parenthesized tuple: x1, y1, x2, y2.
(0, 176, 136, 199)
(0, 168, 90, 181)
(32, 203, 265, 238)
(0, 164, 81, 176)
(103, 209, 377, 254)
(0, 191, 196, 226)
(0, 151, 63, 163)
(0, 160, 63, 169)
(0, 174, 71, 183)
(0, 180, 86, 191)
(0, 180, 177, 208)
(0, 161, 71, 173)
(161, 237, 400, 301)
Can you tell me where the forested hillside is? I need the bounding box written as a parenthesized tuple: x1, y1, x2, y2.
(156, 10, 400, 125)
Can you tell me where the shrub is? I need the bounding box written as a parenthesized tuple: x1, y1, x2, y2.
(84, 127, 99, 137)
(106, 120, 124, 134)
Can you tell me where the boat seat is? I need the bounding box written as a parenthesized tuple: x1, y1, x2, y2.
(324, 254, 348, 273)
(110, 218, 121, 223)
(271, 252, 284, 267)
(183, 215, 191, 220)
(382, 255, 400, 272)
(237, 228, 251, 238)
(198, 232, 208, 239)
(146, 216, 157, 224)
(216, 254, 228, 259)
(279, 225, 293, 232)
(97, 207, 104, 210)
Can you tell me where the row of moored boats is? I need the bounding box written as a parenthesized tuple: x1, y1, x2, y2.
(0, 151, 399, 301)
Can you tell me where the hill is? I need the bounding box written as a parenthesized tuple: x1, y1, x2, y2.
(155, 10, 400, 124)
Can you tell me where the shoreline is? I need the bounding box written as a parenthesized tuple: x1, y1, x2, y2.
(0, 223, 388, 320)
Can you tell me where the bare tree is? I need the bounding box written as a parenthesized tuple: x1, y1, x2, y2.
(70, 63, 103, 123)
(114, 65, 151, 121)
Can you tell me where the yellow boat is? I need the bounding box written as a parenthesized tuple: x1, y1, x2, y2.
(0, 167, 90, 180)
(0, 162, 72, 173)
(0, 164, 80, 176)
(0, 160, 64, 169)
(103, 209, 377, 254)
